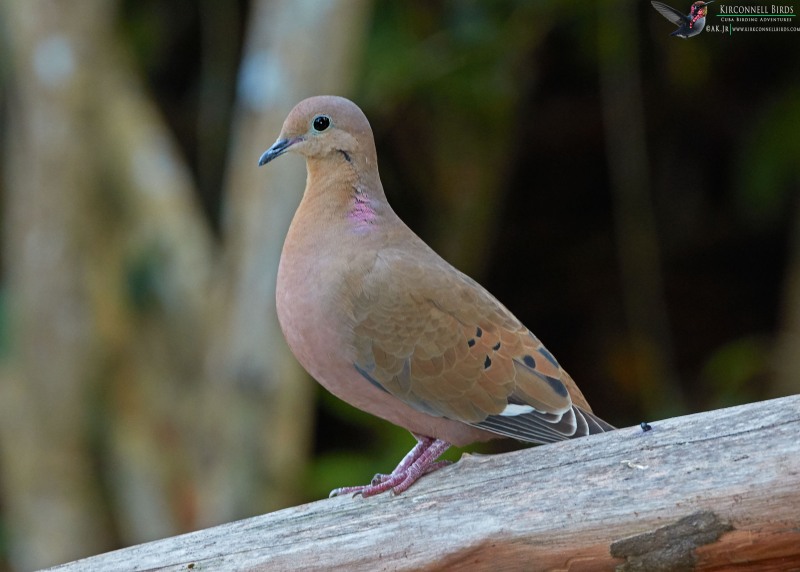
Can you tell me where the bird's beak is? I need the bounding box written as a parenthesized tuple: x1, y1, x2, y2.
(258, 137, 299, 166)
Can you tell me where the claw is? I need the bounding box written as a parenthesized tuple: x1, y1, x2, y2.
(327, 436, 451, 498)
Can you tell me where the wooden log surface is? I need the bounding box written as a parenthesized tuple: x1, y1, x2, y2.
(47, 395, 800, 571)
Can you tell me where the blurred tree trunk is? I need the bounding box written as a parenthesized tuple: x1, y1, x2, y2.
(0, 0, 216, 566)
(92, 21, 216, 544)
(0, 2, 120, 568)
(0, 0, 372, 568)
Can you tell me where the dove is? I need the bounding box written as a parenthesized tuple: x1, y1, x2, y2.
(258, 95, 614, 497)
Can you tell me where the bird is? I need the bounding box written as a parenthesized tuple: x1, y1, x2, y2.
(258, 95, 614, 497)
(651, 0, 715, 38)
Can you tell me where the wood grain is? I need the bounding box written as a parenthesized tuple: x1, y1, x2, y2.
(47, 395, 800, 571)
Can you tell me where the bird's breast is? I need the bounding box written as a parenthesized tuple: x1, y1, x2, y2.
(275, 212, 370, 389)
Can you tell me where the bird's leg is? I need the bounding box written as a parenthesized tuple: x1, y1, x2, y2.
(369, 433, 435, 485)
(388, 438, 451, 495)
(329, 435, 451, 498)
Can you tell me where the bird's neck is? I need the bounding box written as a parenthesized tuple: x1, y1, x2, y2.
(302, 154, 391, 233)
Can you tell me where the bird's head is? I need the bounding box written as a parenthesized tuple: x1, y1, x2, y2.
(258, 95, 377, 167)
(692, 0, 713, 16)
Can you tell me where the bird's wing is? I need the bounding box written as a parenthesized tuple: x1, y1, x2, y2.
(351, 249, 612, 443)
(651, 1, 689, 25)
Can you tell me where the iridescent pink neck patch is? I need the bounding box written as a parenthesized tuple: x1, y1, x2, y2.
(348, 191, 377, 228)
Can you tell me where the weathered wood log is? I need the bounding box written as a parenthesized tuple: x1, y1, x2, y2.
(47, 395, 800, 571)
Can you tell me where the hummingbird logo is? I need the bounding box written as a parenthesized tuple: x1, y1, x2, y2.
(651, 0, 715, 38)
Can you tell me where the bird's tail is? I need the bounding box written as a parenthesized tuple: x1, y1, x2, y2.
(577, 405, 616, 434)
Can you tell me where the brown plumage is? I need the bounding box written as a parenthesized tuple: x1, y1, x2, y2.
(259, 95, 614, 497)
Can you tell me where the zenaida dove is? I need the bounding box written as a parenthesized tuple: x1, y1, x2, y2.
(258, 95, 614, 497)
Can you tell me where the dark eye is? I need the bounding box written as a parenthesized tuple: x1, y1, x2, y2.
(312, 115, 331, 132)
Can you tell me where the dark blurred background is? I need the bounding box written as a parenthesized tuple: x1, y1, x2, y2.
(0, 0, 798, 569)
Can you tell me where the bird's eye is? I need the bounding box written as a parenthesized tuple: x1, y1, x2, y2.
(312, 115, 331, 132)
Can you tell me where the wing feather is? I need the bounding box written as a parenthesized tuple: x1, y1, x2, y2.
(651, 1, 689, 25)
(351, 248, 613, 441)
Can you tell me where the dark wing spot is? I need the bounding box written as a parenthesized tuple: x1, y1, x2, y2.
(492, 341, 501, 351)
(339, 150, 352, 162)
(484, 356, 492, 369)
(475, 327, 483, 338)
(545, 375, 568, 397)
(539, 347, 560, 368)
(522, 354, 536, 368)
(468, 339, 476, 348)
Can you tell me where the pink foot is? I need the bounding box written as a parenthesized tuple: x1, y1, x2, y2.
(329, 435, 451, 498)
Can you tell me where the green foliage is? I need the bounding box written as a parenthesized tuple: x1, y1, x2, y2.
(736, 89, 800, 227)
(360, 0, 554, 120)
(702, 336, 771, 408)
